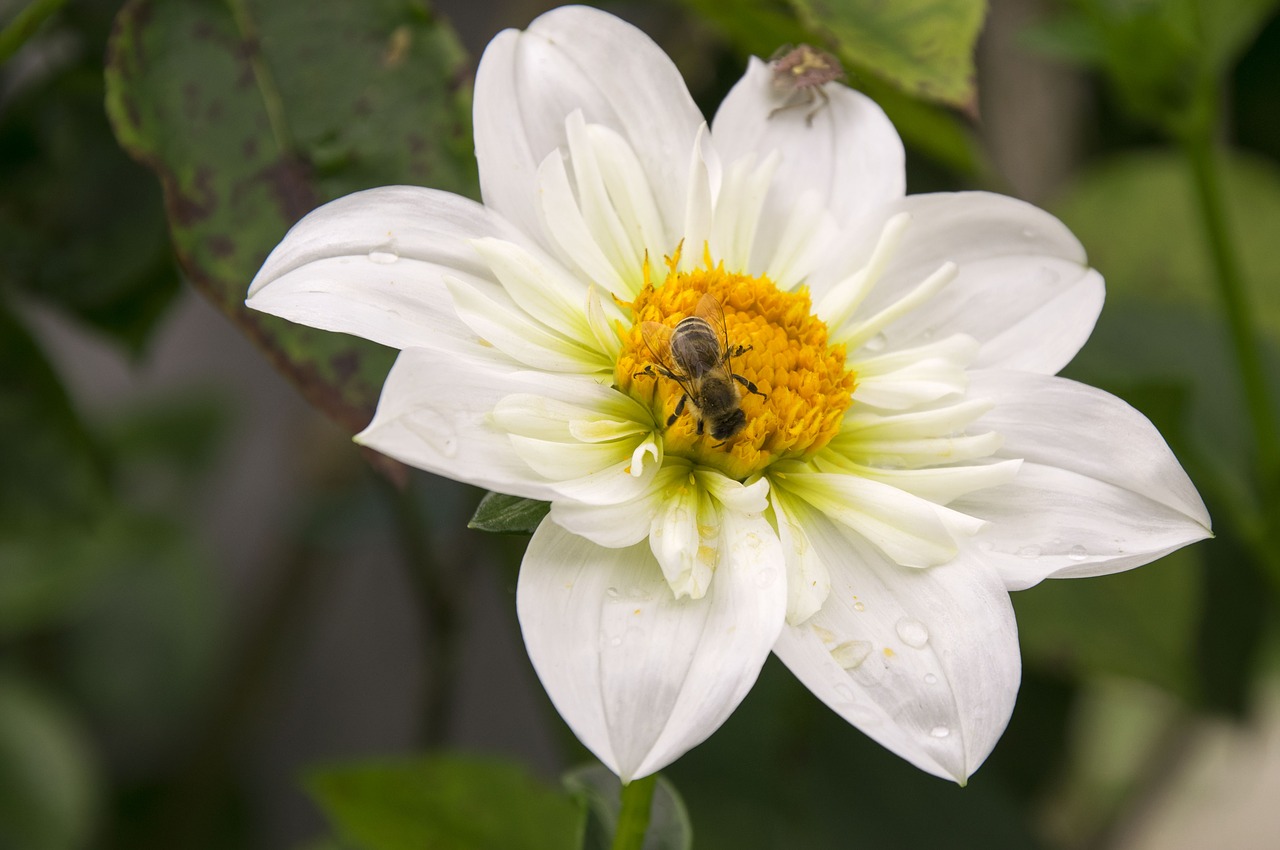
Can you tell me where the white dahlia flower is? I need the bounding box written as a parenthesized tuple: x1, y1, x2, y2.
(247, 5, 1210, 784)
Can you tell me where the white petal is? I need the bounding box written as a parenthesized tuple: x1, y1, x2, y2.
(354, 347, 558, 500)
(473, 6, 703, 248)
(517, 516, 786, 781)
(712, 57, 905, 236)
(551, 462, 691, 549)
(772, 466, 961, 568)
(247, 186, 530, 350)
(772, 488, 832, 625)
(956, 464, 1214, 590)
(445, 276, 609, 373)
(840, 192, 1104, 375)
(961, 370, 1212, 587)
(650, 472, 718, 599)
(772, 507, 1020, 782)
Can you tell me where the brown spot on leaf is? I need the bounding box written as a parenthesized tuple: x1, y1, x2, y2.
(257, 157, 319, 225)
(208, 234, 235, 259)
(168, 166, 217, 227)
(331, 351, 361, 383)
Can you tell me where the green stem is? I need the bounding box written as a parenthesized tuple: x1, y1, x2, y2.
(612, 774, 658, 850)
(1182, 132, 1280, 513)
(0, 0, 67, 62)
(381, 475, 465, 748)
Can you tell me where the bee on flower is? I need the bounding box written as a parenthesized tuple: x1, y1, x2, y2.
(247, 5, 1210, 784)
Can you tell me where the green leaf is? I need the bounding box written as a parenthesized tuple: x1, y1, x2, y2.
(788, 0, 987, 107)
(104, 0, 477, 434)
(564, 765, 692, 850)
(0, 674, 99, 850)
(468, 492, 551, 535)
(307, 755, 584, 850)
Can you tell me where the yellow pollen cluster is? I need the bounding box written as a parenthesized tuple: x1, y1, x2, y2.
(614, 250, 856, 480)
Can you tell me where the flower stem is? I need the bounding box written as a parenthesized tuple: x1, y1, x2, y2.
(1182, 132, 1280, 514)
(612, 774, 658, 850)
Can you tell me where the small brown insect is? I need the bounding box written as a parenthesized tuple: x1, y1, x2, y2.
(769, 44, 845, 125)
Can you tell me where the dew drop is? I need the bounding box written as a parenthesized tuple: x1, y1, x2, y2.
(605, 587, 620, 600)
(609, 636, 623, 647)
(833, 684, 856, 702)
(755, 567, 779, 588)
(929, 725, 951, 739)
(924, 673, 938, 685)
(853, 600, 866, 612)
(1017, 544, 1042, 559)
(895, 617, 929, 648)
(1068, 544, 1088, 561)
(864, 332, 888, 353)
(831, 640, 873, 670)
(368, 250, 399, 264)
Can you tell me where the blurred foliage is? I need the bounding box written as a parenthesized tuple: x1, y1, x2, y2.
(1, 0, 1278, 847)
(307, 756, 587, 850)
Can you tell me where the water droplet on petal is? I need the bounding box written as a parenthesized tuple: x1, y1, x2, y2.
(368, 250, 399, 264)
(1068, 544, 1088, 561)
(853, 600, 866, 612)
(895, 617, 930, 648)
(929, 725, 951, 739)
(609, 636, 623, 647)
(833, 684, 855, 702)
(924, 673, 938, 685)
(755, 567, 778, 588)
(831, 640, 873, 670)
(1017, 544, 1041, 559)
(864, 332, 888, 353)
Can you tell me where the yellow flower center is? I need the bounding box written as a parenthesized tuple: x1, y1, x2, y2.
(614, 248, 855, 480)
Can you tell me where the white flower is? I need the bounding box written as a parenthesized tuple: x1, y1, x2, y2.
(246, 5, 1211, 784)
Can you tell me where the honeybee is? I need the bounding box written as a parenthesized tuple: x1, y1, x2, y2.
(769, 44, 845, 125)
(636, 293, 765, 443)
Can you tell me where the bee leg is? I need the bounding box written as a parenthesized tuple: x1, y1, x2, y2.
(733, 373, 767, 398)
(666, 393, 688, 428)
(728, 344, 752, 358)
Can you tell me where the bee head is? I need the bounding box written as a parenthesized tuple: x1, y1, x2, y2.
(710, 409, 747, 442)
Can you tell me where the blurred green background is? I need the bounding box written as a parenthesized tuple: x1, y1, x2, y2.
(2, 0, 1279, 848)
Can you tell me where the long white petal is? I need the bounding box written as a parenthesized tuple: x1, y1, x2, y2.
(247, 186, 530, 351)
(711, 57, 905, 239)
(961, 370, 1212, 588)
(473, 6, 702, 248)
(772, 506, 1020, 783)
(830, 192, 1104, 375)
(355, 348, 560, 499)
(517, 517, 786, 781)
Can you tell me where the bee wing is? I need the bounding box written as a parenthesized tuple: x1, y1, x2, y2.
(692, 292, 733, 365)
(640, 321, 675, 365)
